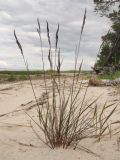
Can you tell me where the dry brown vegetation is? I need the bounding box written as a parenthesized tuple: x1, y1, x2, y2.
(88, 77, 103, 86)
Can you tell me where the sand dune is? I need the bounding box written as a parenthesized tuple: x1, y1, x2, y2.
(0, 79, 120, 160)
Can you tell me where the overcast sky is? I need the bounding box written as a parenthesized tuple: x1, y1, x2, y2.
(0, 0, 110, 70)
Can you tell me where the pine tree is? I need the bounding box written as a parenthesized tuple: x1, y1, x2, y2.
(94, 4, 120, 70)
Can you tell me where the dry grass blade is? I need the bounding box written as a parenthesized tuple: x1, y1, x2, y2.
(57, 48, 62, 74)
(76, 145, 101, 158)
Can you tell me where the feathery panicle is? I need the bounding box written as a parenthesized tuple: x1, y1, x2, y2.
(55, 24, 59, 51)
(46, 20, 51, 47)
(14, 30, 23, 56)
(80, 8, 87, 37)
(46, 21, 52, 69)
(37, 18, 41, 35)
(14, 29, 40, 110)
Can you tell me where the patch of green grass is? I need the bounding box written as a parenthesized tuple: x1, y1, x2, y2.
(0, 70, 94, 81)
(99, 70, 120, 80)
(18, 75, 28, 81)
(8, 74, 17, 82)
(0, 70, 44, 75)
(0, 71, 43, 82)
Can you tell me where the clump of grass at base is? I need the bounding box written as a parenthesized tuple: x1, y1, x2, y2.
(14, 10, 118, 150)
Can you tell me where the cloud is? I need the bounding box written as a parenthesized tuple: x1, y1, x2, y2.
(0, 0, 110, 70)
(0, 60, 7, 66)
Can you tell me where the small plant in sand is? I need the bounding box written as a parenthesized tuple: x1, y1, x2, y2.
(89, 77, 103, 86)
(14, 10, 118, 150)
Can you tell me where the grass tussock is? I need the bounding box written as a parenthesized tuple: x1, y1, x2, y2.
(89, 77, 103, 86)
(14, 9, 118, 150)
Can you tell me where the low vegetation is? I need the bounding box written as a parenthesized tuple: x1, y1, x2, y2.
(0, 70, 93, 82)
(89, 77, 102, 86)
(98, 70, 120, 80)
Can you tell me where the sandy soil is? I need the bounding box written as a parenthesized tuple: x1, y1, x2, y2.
(0, 79, 120, 160)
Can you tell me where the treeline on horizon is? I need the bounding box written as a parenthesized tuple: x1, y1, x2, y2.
(0, 70, 92, 75)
